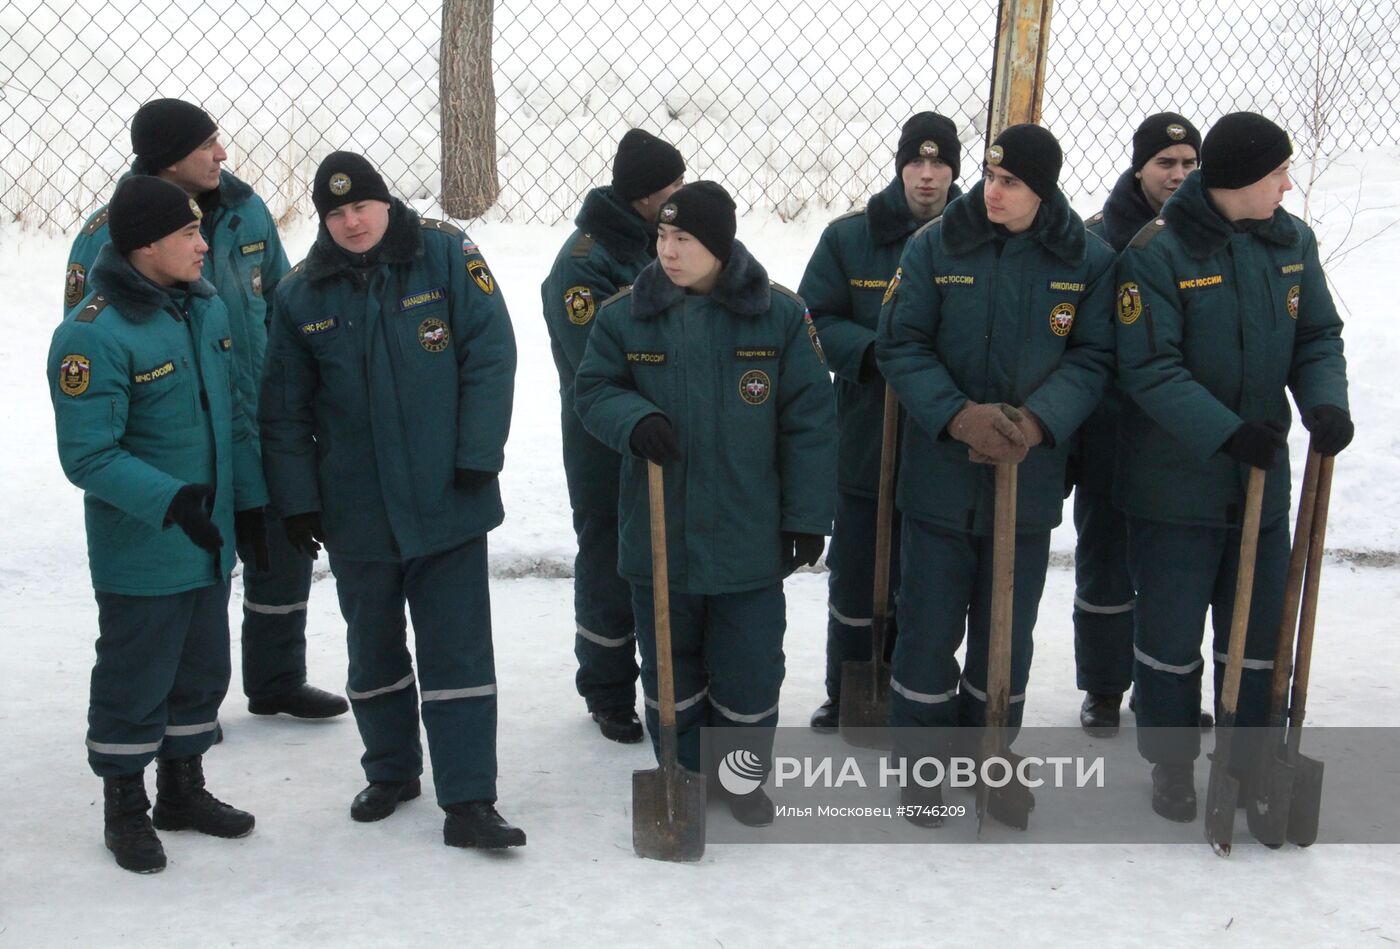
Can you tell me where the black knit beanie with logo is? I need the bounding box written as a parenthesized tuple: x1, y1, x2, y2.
(1201, 112, 1293, 189)
(985, 123, 1062, 203)
(312, 151, 392, 219)
(612, 129, 686, 201)
(130, 98, 219, 172)
(656, 180, 737, 262)
(896, 112, 961, 180)
(109, 175, 203, 254)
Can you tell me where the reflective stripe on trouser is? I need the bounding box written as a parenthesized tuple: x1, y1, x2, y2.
(330, 536, 497, 805)
(87, 581, 231, 777)
(238, 510, 314, 699)
(1127, 516, 1289, 765)
(1071, 489, 1135, 694)
(631, 582, 786, 774)
(571, 510, 639, 713)
(824, 491, 901, 701)
(888, 517, 1050, 735)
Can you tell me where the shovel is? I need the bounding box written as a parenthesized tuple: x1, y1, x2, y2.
(977, 444, 1032, 833)
(632, 461, 706, 862)
(1204, 464, 1267, 855)
(839, 385, 899, 748)
(1285, 453, 1334, 847)
(1246, 446, 1321, 848)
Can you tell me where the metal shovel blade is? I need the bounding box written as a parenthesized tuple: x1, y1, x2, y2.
(1204, 743, 1240, 855)
(985, 782, 1034, 831)
(1245, 745, 1296, 849)
(1285, 753, 1324, 847)
(838, 658, 892, 749)
(632, 761, 707, 862)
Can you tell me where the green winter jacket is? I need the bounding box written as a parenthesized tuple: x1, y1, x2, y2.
(67, 169, 291, 425)
(1114, 171, 1348, 528)
(876, 181, 1116, 535)
(541, 186, 654, 515)
(575, 241, 838, 594)
(259, 200, 517, 561)
(798, 178, 961, 498)
(49, 244, 267, 595)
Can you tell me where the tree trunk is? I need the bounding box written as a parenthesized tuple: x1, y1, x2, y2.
(440, 0, 498, 218)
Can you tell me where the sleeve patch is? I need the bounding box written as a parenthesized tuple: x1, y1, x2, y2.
(1117, 282, 1143, 325)
(58, 353, 91, 396)
(564, 286, 596, 325)
(65, 263, 86, 309)
(467, 258, 495, 295)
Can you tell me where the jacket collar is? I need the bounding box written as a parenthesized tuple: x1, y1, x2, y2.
(940, 180, 1087, 266)
(576, 186, 653, 260)
(1161, 171, 1300, 259)
(866, 178, 963, 246)
(89, 242, 216, 323)
(303, 199, 423, 283)
(631, 239, 771, 320)
(1102, 168, 1159, 252)
(120, 165, 255, 210)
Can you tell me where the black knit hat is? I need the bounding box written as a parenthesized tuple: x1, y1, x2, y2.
(1132, 112, 1201, 172)
(108, 175, 203, 255)
(612, 129, 686, 200)
(130, 98, 218, 171)
(985, 124, 1062, 203)
(657, 180, 736, 262)
(312, 151, 391, 219)
(1201, 112, 1293, 189)
(896, 112, 961, 180)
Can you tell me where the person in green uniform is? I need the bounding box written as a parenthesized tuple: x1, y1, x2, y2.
(876, 124, 1115, 825)
(541, 129, 685, 743)
(259, 152, 524, 849)
(66, 98, 346, 721)
(575, 181, 837, 827)
(1115, 112, 1351, 822)
(798, 111, 963, 731)
(50, 176, 268, 873)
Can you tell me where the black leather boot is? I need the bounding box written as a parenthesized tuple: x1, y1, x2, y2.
(103, 773, 166, 874)
(443, 801, 526, 849)
(152, 756, 255, 838)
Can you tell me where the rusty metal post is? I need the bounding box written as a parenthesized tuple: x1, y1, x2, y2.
(986, 0, 1056, 142)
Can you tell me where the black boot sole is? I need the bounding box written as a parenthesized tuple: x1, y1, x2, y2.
(247, 699, 349, 719)
(443, 826, 527, 849)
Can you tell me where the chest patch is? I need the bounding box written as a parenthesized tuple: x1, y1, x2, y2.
(564, 286, 595, 325)
(58, 353, 91, 397)
(401, 287, 446, 310)
(133, 360, 176, 384)
(65, 263, 86, 309)
(418, 317, 450, 352)
(1049, 302, 1076, 337)
(1279, 262, 1304, 276)
(934, 274, 976, 286)
(626, 351, 667, 366)
(299, 317, 338, 336)
(735, 347, 778, 360)
(1117, 282, 1142, 325)
(850, 278, 888, 290)
(1048, 280, 1085, 293)
(1177, 274, 1224, 291)
(1286, 285, 1300, 320)
(240, 241, 266, 256)
(739, 369, 771, 405)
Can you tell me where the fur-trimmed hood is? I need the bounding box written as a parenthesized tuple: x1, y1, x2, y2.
(867, 177, 963, 247)
(88, 242, 216, 323)
(630, 239, 771, 319)
(940, 179, 1087, 266)
(576, 186, 653, 261)
(1161, 171, 1300, 259)
(303, 198, 422, 283)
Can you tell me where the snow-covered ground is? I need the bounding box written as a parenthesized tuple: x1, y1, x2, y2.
(2, 151, 1399, 944)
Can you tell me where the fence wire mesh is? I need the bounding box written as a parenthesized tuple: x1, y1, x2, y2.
(1, 0, 1397, 232)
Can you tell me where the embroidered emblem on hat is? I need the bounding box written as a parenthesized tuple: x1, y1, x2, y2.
(467, 258, 495, 295)
(65, 263, 86, 310)
(739, 369, 771, 405)
(1049, 302, 1076, 337)
(1166, 123, 1187, 141)
(418, 317, 450, 352)
(986, 145, 1004, 166)
(188, 198, 202, 220)
(1117, 282, 1143, 325)
(659, 203, 678, 223)
(564, 286, 595, 325)
(883, 267, 902, 306)
(329, 173, 352, 196)
(803, 309, 826, 365)
(58, 353, 91, 397)
(1287, 284, 1300, 320)
(919, 140, 939, 158)
(251, 265, 263, 297)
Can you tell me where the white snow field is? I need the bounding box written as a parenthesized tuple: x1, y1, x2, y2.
(2, 141, 1399, 943)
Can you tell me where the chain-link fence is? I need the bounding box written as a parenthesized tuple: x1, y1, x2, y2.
(2, 0, 1397, 231)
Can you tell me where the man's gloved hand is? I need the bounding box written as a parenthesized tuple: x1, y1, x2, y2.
(629, 413, 681, 464)
(1222, 420, 1287, 469)
(783, 532, 826, 571)
(283, 511, 324, 560)
(950, 401, 1028, 464)
(235, 507, 270, 572)
(454, 468, 497, 490)
(165, 483, 223, 554)
(1301, 405, 1354, 457)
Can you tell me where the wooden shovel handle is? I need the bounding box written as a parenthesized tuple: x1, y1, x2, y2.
(1220, 466, 1267, 717)
(871, 386, 899, 648)
(1267, 448, 1322, 721)
(985, 460, 1018, 730)
(647, 461, 676, 733)
(1289, 454, 1334, 729)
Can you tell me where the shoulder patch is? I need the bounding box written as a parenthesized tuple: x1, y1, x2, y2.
(570, 233, 596, 258)
(75, 295, 109, 323)
(831, 206, 867, 224)
(81, 207, 109, 237)
(770, 282, 805, 307)
(1129, 218, 1168, 250)
(420, 217, 465, 238)
(1084, 210, 1104, 227)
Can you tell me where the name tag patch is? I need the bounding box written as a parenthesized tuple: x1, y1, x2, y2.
(1280, 262, 1304, 275)
(240, 241, 266, 256)
(734, 347, 778, 360)
(626, 351, 667, 366)
(401, 287, 446, 310)
(133, 360, 175, 384)
(849, 278, 888, 290)
(1178, 274, 1224, 290)
(1048, 280, 1085, 293)
(935, 274, 976, 286)
(299, 317, 338, 336)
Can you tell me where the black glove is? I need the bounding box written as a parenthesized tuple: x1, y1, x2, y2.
(283, 511, 324, 560)
(235, 507, 270, 572)
(1301, 404, 1353, 457)
(1222, 420, 1287, 470)
(454, 468, 497, 490)
(165, 483, 223, 554)
(859, 344, 882, 384)
(783, 532, 826, 570)
(629, 414, 681, 464)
